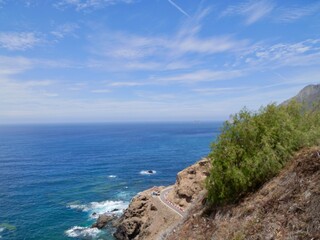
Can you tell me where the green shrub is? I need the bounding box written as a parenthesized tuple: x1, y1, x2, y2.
(206, 101, 320, 205)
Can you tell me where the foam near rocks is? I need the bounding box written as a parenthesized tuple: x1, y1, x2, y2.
(68, 200, 128, 219)
(140, 170, 157, 175)
(65, 226, 100, 239)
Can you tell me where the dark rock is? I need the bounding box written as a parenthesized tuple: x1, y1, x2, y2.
(111, 208, 120, 212)
(114, 218, 142, 240)
(150, 204, 157, 211)
(91, 214, 116, 229)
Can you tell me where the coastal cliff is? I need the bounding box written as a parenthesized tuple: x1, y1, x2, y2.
(112, 158, 210, 240)
(100, 83, 320, 240)
(166, 147, 320, 240)
(111, 147, 319, 240)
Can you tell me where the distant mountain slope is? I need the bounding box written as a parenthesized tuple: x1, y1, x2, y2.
(282, 84, 320, 111)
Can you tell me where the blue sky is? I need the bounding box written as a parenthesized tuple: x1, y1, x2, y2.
(0, 0, 319, 123)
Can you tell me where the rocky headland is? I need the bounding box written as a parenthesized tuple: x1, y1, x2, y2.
(92, 84, 320, 240)
(91, 158, 211, 240)
(94, 147, 319, 240)
(113, 158, 211, 240)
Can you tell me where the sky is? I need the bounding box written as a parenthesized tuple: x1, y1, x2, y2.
(0, 0, 320, 123)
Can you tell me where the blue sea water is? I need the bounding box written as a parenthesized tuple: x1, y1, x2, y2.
(0, 122, 221, 239)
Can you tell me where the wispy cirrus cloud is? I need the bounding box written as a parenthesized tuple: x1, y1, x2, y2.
(88, 8, 248, 72)
(275, 2, 320, 22)
(0, 55, 80, 76)
(0, 56, 34, 75)
(108, 82, 145, 87)
(91, 89, 111, 93)
(55, 0, 134, 11)
(0, 32, 43, 51)
(193, 87, 249, 95)
(243, 39, 320, 68)
(222, 0, 274, 25)
(154, 69, 245, 83)
(91, 32, 246, 60)
(51, 23, 79, 39)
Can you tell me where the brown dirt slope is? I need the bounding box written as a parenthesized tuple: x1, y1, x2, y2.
(165, 147, 320, 240)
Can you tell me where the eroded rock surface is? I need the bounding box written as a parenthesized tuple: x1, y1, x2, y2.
(166, 158, 210, 209)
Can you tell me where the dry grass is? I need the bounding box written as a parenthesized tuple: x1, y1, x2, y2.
(165, 147, 320, 240)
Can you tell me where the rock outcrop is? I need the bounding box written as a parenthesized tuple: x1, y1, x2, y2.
(91, 214, 117, 229)
(113, 186, 181, 240)
(165, 147, 320, 240)
(166, 158, 210, 209)
(114, 158, 210, 240)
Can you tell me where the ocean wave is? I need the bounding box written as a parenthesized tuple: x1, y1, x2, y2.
(0, 227, 4, 239)
(65, 226, 100, 239)
(68, 200, 128, 218)
(140, 170, 157, 175)
(108, 175, 117, 178)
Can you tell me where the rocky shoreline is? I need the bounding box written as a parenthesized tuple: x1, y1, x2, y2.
(91, 158, 211, 239)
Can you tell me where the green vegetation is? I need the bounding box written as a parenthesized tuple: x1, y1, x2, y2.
(206, 101, 320, 205)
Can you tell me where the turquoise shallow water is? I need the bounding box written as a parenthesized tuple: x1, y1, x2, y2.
(0, 122, 221, 239)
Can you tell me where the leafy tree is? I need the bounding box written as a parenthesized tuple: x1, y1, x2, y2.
(206, 101, 320, 205)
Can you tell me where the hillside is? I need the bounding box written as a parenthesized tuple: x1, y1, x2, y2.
(282, 84, 320, 111)
(165, 147, 320, 240)
(107, 84, 320, 240)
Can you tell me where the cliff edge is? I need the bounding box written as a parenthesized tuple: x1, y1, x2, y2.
(165, 147, 320, 240)
(113, 158, 210, 240)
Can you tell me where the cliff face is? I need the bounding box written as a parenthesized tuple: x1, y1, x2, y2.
(166, 158, 210, 209)
(165, 147, 320, 240)
(113, 158, 210, 240)
(112, 147, 320, 240)
(113, 186, 181, 240)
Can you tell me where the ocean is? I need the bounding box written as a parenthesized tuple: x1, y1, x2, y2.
(0, 122, 221, 239)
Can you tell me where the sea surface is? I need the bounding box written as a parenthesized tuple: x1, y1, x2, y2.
(0, 122, 222, 239)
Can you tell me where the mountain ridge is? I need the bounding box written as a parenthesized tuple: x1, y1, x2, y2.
(282, 84, 320, 111)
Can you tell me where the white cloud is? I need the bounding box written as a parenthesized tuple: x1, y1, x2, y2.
(222, 0, 274, 25)
(109, 82, 145, 87)
(92, 33, 244, 59)
(55, 0, 134, 11)
(91, 89, 111, 93)
(0, 32, 43, 50)
(276, 2, 320, 22)
(156, 69, 245, 83)
(51, 23, 79, 39)
(0, 56, 33, 75)
(243, 39, 320, 68)
(193, 87, 249, 95)
(0, 55, 80, 77)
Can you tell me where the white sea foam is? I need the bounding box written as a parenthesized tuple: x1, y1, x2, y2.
(108, 175, 117, 178)
(65, 226, 100, 238)
(0, 227, 4, 239)
(140, 170, 157, 175)
(68, 200, 128, 219)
